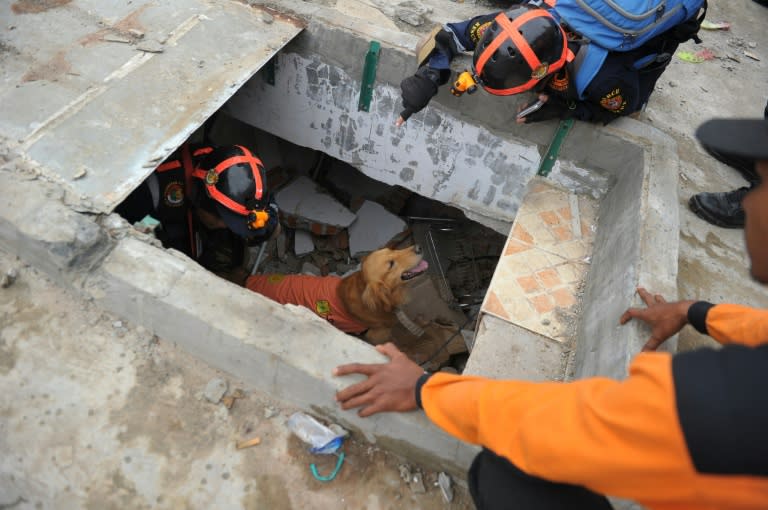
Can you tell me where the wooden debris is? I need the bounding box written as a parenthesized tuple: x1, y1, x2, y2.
(103, 35, 131, 44)
(222, 389, 245, 409)
(236, 436, 262, 449)
(744, 51, 761, 61)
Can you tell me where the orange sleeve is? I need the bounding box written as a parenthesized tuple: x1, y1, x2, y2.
(421, 353, 698, 503)
(704, 304, 768, 347)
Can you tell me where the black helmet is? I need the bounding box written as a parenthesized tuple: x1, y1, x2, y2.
(472, 6, 571, 95)
(191, 145, 271, 239)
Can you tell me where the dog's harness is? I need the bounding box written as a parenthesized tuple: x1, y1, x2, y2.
(395, 309, 426, 338)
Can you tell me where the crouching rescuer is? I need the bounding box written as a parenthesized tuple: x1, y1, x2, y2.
(117, 144, 279, 284)
(397, 0, 706, 126)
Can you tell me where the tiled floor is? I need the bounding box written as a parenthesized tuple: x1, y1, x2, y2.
(481, 178, 599, 342)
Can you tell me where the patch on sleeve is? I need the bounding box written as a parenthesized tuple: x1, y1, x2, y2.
(548, 69, 570, 92)
(315, 300, 331, 316)
(600, 88, 627, 113)
(163, 181, 185, 207)
(470, 21, 492, 45)
(267, 274, 286, 284)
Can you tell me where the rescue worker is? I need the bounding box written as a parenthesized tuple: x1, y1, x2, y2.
(335, 117, 768, 509)
(117, 144, 279, 283)
(688, 99, 768, 228)
(397, 3, 694, 126)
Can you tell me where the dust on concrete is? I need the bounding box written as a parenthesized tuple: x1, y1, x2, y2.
(11, 0, 72, 15)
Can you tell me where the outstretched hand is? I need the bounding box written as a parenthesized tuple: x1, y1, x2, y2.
(334, 343, 425, 417)
(619, 287, 696, 352)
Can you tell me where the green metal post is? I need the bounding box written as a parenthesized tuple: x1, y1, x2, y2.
(358, 41, 381, 112)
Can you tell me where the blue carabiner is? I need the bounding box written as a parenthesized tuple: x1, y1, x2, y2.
(310, 452, 346, 482)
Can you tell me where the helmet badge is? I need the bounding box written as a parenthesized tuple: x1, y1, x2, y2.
(531, 63, 550, 80)
(205, 169, 219, 186)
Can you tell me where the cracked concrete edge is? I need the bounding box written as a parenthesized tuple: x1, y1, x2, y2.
(256, 0, 420, 55)
(0, 170, 114, 288)
(571, 119, 680, 379)
(614, 118, 681, 360)
(0, 169, 478, 476)
(82, 237, 479, 476)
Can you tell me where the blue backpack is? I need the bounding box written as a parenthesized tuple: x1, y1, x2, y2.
(531, 0, 707, 98)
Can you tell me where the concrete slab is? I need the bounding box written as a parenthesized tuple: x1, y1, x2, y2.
(293, 229, 315, 256)
(276, 177, 357, 234)
(0, 0, 303, 213)
(348, 200, 407, 256)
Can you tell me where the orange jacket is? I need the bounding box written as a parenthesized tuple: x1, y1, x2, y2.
(419, 303, 768, 509)
(246, 274, 367, 334)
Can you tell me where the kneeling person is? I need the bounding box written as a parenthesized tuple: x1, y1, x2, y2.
(118, 144, 279, 283)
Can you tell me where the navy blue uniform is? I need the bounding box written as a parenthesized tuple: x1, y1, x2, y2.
(430, 12, 673, 124)
(117, 145, 278, 275)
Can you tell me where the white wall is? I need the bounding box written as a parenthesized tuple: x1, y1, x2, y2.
(225, 52, 541, 231)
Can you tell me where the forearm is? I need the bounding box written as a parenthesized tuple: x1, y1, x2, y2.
(428, 13, 500, 70)
(689, 302, 768, 347)
(419, 355, 694, 499)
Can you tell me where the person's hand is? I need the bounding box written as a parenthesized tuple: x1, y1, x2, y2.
(396, 67, 444, 126)
(517, 93, 577, 123)
(516, 94, 549, 124)
(619, 287, 696, 351)
(334, 343, 425, 417)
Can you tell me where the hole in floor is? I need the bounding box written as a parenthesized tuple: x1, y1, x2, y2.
(115, 112, 507, 373)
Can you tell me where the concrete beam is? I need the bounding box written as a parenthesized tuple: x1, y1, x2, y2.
(82, 237, 480, 476)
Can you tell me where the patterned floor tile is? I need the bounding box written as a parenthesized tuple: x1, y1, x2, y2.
(481, 177, 599, 342)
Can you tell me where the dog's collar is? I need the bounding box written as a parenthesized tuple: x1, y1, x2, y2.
(395, 309, 425, 338)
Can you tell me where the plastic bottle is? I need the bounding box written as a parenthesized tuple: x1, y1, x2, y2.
(286, 412, 345, 454)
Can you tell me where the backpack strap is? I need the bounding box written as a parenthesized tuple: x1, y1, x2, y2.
(180, 143, 198, 258)
(572, 43, 608, 99)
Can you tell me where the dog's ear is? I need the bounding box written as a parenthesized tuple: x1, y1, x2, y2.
(362, 280, 394, 312)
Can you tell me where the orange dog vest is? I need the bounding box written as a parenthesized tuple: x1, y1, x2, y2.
(246, 274, 368, 334)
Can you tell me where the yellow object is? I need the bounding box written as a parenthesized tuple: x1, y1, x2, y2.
(248, 210, 269, 229)
(451, 70, 478, 96)
(236, 436, 262, 449)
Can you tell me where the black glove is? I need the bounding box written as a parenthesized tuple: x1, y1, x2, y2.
(399, 67, 449, 122)
(521, 95, 576, 123)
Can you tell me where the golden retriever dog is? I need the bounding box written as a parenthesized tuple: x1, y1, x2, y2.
(245, 245, 428, 335)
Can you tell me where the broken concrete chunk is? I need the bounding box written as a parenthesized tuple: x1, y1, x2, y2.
(276, 177, 356, 235)
(438, 472, 453, 503)
(409, 471, 426, 493)
(263, 406, 278, 419)
(294, 230, 314, 256)
(1, 268, 18, 288)
(398, 464, 412, 482)
(276, 230, 288, 261)
(73, 168, 87, 180)
(396, 0, 430, 26)
(103, 34, 132, 44)
(300, 262, 322, 276)
(203, 378, 228, 404)
(348, 201, 407, 257)
(136, 40, 165, 53)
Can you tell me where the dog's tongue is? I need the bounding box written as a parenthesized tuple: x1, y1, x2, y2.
(410, 259, 429, 273)
(402, 259, 429, 280)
